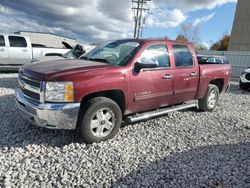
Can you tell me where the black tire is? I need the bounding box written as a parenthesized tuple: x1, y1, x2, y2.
(198, 84, 220, 112)
(239, 80, 248, 90)
(78, 97, 122, 144)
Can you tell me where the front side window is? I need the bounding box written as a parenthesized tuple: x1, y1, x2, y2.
(138, 44, 170, 67)
(172, 45, 193, 67)
(0, 35, 5, 46)
(8, 36, 27, 47)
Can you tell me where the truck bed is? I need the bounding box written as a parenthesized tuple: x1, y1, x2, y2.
(196, 64, 232, 99)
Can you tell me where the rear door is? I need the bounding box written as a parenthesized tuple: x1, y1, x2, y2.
(8, 36, 32, 65)
(0, 35, 9, 64)
(130, 42, 174, 113)
(171, 44, 199, 103)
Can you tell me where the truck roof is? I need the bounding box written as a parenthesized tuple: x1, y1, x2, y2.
(115, 38, 193, 45)
(0, 33, 29, 38)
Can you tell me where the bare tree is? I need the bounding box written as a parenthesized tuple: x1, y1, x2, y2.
(178, 23, 201, 44)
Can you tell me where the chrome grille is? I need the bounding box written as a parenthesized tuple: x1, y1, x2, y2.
(18, 74, 43, 102)
(19, 75, 40, 88)
(22, 88, 40, 101)
(246, 73, 250, 81)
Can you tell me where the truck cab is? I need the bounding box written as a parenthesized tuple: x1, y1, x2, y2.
(0, 34, 32, 66)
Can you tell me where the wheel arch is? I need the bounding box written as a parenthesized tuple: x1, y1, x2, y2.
(209, 78, 224, 93)
(79, 89, 126, 115)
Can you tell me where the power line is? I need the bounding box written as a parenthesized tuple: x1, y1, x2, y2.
(132, 0, 151, 38)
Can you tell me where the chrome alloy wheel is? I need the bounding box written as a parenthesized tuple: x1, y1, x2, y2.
(207, 90, 217, 109)
(90, 108, 116, 138)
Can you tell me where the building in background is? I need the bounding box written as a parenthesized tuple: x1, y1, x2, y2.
(14, 31, 77, 48)
(229, 0, 250, 51)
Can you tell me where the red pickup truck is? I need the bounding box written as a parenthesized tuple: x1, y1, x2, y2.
(16, 39, 231, 143)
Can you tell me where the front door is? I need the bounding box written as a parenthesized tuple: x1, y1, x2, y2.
(130, 43, 174, 113)
(0, 35, 9, 64)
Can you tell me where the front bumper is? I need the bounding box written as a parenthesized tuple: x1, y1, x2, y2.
(15, 88, 80, 129)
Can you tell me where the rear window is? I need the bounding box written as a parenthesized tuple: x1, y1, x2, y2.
(172, 45, 193, 67)
(207, 58, 215, 63)
(0, 35, 5, 46)
(223, 58, 229, 64)
(197, 56, 229, 64)
(8, 36, 27, 47)
(215, 58, 223, 64)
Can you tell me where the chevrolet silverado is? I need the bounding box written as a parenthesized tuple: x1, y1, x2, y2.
(15, 39, 231, 143)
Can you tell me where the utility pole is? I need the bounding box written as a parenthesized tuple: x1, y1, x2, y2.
(132, 0, 151, 39)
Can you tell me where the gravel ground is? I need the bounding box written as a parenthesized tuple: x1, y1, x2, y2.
(0, 73, 249, 188)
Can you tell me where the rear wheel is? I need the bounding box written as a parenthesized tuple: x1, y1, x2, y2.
(78, 97, 122, 144)
(198, 84, 219, 112)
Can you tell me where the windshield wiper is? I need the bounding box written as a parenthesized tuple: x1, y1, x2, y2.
(88, 58, 110, 64)
(80, 56, 88, 60)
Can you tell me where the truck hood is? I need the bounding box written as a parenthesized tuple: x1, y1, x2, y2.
(21, 59, 113, 80)
(33, 56, 66, 63)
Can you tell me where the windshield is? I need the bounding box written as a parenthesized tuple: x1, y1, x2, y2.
(82, 40, 140, 66)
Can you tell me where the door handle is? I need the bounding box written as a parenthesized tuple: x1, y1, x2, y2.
(0, 48, 5, 51)
(22, 49, 28, 52)
(190, 72, 198, 76)
(162, 74, 172, 79)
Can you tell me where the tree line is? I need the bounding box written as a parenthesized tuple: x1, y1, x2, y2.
(175, 23, 230, 51)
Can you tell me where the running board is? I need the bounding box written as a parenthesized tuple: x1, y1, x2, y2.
(126, 101, 197, 123)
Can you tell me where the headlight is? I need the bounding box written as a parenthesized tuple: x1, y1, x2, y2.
(45, 82, 74, 102)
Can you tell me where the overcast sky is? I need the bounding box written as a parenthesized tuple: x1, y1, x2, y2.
(0, 0, 237, 45)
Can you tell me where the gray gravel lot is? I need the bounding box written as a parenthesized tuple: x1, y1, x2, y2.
(0, 73, 250, 188)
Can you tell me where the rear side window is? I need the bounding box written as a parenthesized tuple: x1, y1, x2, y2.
(172, 45, 193, 67)
(139, 44, 170, 67)
(8, 36, 27, 47)
(0, 35, 5, 46)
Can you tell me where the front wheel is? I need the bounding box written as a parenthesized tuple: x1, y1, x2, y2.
(198, 84, 219, 112)
(78, 97, 122, 144)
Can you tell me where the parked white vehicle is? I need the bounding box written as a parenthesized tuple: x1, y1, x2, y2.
(240, 67, 250, 90)
(32, 44, 96, 63)
(0, 34, 70, 71)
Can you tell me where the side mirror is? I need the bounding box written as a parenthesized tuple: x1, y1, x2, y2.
(134, 60, 157, 73)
